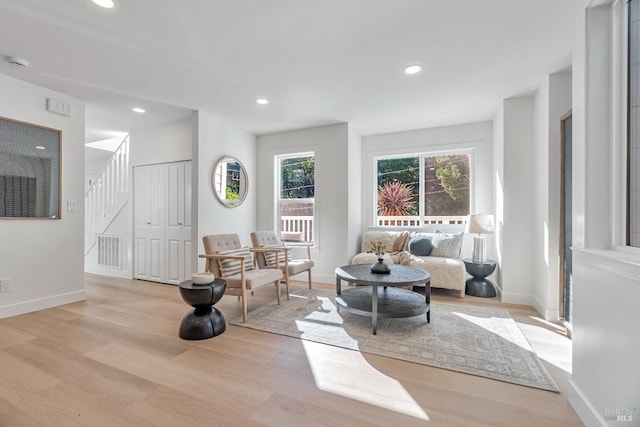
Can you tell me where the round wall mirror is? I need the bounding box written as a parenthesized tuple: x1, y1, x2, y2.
(212, 156, 248, 207)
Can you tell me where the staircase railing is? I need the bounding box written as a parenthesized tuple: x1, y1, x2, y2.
(85, 135, 130, 255)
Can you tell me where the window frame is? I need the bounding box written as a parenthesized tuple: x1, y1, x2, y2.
(276, 151, 316, 245)
(373, 148, 473, 228)
(613, 0, 640, 252)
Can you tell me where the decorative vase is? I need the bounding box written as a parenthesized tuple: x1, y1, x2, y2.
(370, 257, 391, 274)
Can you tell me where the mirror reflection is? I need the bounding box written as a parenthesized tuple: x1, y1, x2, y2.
(212, 156, 248, 207)
(0, 117, 61, 219)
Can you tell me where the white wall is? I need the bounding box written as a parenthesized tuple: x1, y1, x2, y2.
(571, 250, 640, 427)
(130, 118, 192, 167)
(532, 71, 572, 320)
(257, 123, 351, 283)
(0, 74, 86, 318)
(84, 118, 193, 278)
(568, 1, 640, 426)
(497, 96, 535, 305)
(493, 105, 505, 290)
(347, 126, 363, 258)
(361, 121, 495, 263)
(195, 111, 257, 271)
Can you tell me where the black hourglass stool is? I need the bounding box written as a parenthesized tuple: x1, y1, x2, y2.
(178, 278, 227, 340)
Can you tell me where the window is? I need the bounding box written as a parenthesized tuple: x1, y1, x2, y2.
(376, 152, 470, 227)
(628, 0, 640, 246)
(277, 153, 315, 243)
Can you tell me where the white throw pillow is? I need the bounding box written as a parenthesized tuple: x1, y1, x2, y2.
(430, 231, 464, 258)
(217, 247, 254, 276)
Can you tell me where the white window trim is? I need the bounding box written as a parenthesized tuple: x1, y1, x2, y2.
(612, 0, 640, 255)
(275, 151, 316, 246)
(373, 148, 474, 228)
(612, 0, 628, 248)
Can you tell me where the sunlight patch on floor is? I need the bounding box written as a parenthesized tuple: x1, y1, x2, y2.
(517, 318, 572, 374)
(452, 312, 532, 350)
(300, 339, 429, 421)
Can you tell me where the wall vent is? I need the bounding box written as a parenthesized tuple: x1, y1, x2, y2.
(97, 234, 121, 269)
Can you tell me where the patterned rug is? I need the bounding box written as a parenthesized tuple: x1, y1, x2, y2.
(230, 288, 559, 392)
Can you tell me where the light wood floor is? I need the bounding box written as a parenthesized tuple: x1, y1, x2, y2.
(0, 274, 582, 427)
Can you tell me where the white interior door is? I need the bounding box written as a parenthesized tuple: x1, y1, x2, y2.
(166, 161, 193, 284)
(134, 164, 165, 282)
(134, 161, 192, 284)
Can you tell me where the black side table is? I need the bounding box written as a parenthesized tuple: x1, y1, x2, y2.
(178, 279, 227, 340)
(463, 259, 497, 298)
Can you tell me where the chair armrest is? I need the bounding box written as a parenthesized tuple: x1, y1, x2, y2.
(250, 247, 288, 253)
(249, 247, 289, 268)
(284, 242, 313, 259)
(199, 254, 245, 261)
(198, 254, 248, 280)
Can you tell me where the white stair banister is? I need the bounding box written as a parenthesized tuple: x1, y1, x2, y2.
(85, 135, 130, 255)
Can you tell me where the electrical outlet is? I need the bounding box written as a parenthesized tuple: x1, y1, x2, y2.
(1, 278, 13, 292)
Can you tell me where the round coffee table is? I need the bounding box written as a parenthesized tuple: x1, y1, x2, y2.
(178, 278, 227, 340)
(335, 264, 430, 335)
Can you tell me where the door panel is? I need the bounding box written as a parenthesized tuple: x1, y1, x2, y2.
(135, 238, 147, 277)
(167, 239, 180, 283)
(150, 238, 162, 281)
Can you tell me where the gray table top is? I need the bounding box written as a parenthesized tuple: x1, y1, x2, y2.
(335, 264, 429, 287)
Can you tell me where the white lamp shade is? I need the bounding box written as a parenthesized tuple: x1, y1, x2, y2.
(466, 214, 495, 234)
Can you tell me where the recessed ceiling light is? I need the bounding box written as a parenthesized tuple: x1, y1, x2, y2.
(35, 145, 46, 150)
(7, 56, 29, 68)
(131, 107, 146, 113)
(256, 98, 269, 105)
(91, 0, 116, 8)
(403, 64, 422, 75)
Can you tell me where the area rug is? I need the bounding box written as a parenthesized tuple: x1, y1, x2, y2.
(231, 288, 559, 392)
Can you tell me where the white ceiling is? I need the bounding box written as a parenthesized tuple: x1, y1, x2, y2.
(0, 0, 580, 141)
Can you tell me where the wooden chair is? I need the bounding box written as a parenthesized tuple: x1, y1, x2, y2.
(200, 234, 285, 322)
(250, 231, 314, 289)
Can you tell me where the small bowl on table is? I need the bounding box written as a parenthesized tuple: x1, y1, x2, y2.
(191, 272, 215, 285)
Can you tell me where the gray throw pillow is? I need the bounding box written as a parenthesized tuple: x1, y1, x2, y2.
(408, 236, 433, 256)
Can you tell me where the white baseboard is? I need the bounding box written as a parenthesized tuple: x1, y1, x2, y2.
(310, 272, 335, 285)
(0, 290, 86, 319)
(532, 296, 559, 321)
(568, 379, 607, 427)
(85, 265, 132, 279)
(500, 291, 533, 306)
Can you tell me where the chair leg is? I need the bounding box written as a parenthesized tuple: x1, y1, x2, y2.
(241, 288, 248, 322)
(307, 269, 312, 289)
(275, 280, 281, 305)
(284, 275, 290, 300)
(284, 268, 290, 300)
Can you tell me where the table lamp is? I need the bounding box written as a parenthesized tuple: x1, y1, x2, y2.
(465, 214, 495, 263)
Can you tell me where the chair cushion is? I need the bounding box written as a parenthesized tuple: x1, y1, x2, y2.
(225, 268, 283, 289)
(408, 235, 433, 256)
(283, 259, 314, 275)
(217, 247, 254, 277)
